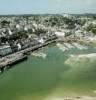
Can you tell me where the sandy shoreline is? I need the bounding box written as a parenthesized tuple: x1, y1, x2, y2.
(70, 53, 96, 58)
(65, 53, 96, 65)
(44, 96, 96, 100)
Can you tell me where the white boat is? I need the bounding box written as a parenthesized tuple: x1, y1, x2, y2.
(31, 52, 47, 59)
(72, 43, 88, 50)
(64, 43, 74, 49)
(56, 43, 68, 52)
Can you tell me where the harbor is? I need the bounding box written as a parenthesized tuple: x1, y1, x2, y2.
(0, 11, 96, 100)
(0, 34, 57, 72)
(0, 45, 96, 100)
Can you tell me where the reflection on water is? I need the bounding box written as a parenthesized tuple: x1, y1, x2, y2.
(0, 45, 96, 100)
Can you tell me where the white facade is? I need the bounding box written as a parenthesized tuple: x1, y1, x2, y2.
(16, 24, 20, 29)
(8, 29, 13, 35)
(38, 38, 45, 44)
(17, 43, 22, 50)
(55, 32, 65, 37)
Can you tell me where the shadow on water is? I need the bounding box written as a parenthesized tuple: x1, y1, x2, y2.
(0, 56, 28, 75)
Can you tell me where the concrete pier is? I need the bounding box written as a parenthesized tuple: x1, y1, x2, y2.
(0, 37, 57, 72)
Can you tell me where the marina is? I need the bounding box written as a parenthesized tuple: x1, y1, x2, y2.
(72, 43, 88, 50)
(56, 42, 89, 52)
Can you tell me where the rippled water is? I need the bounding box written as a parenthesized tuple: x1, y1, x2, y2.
(0, 44, 96, 100)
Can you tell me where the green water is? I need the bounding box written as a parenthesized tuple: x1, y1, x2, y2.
(0, 45, 96, 100)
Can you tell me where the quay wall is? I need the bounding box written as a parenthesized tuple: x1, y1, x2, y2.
(0, 37, 57, 72)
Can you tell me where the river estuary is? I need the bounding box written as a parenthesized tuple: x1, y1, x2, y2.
(0, 44, 96, 100)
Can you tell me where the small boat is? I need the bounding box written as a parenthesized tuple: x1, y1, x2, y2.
(72, 43, 88, 50)
(56, 43, 68, 52)
(31, 52, 47, 59)
(64, 43, 74, 49)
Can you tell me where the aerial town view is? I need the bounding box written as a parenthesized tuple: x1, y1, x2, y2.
(0, 0, 96, 100)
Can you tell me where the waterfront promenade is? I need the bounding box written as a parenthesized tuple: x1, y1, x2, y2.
(0, 36, 57, 72)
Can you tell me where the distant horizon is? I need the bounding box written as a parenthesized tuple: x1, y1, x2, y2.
(0, 12, 96, 16)
(0, 0, 96, 15)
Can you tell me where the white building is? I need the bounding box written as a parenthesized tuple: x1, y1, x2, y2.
(55, 31, 65, 37)
(75, 30, 83, 37)
(8, 29, 13, 35)
(38, 38, 45, 44)
(17, 43, 22, 50)
(16, 24, 20, 29)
